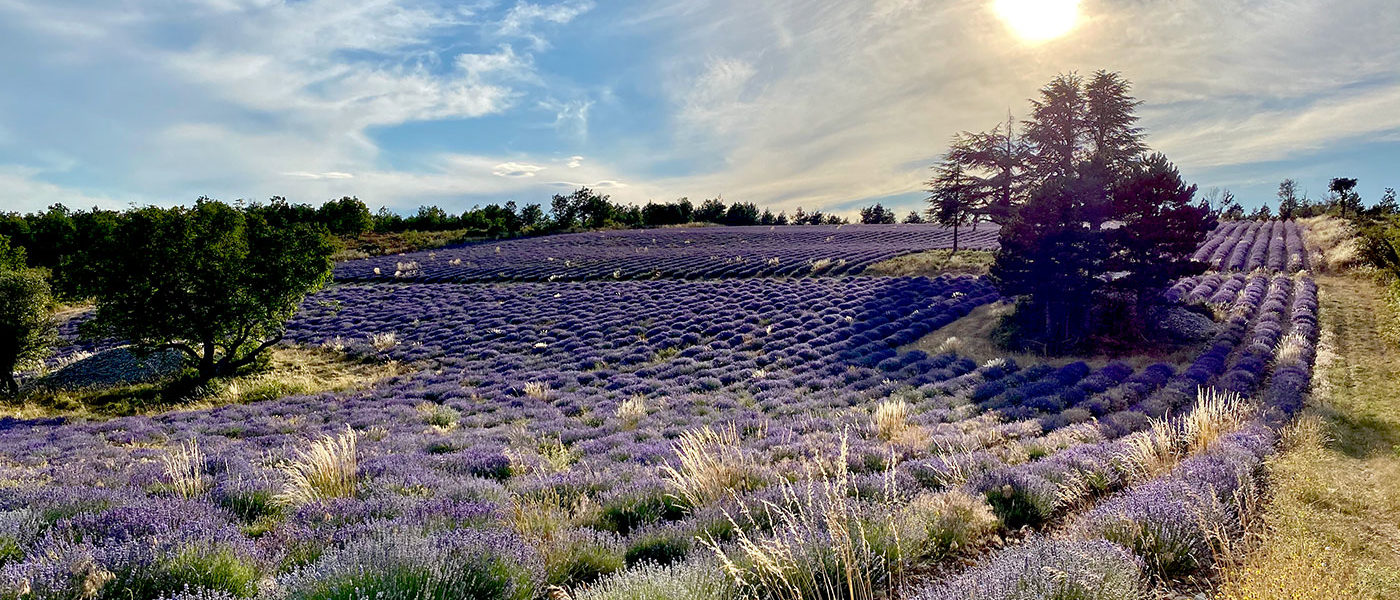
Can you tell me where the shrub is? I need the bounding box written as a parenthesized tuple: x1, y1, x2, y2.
(624, 525, 694, 567)
(542, 528, 626, 588)
(900, 490, 999, 560)
(912, 538, 1147, 600)
(0, 268, 56, 396)
(277, 528, 541, 600)
(573, 560, 736, 600)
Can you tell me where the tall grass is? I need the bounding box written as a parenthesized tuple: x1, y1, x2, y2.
(276, 426, 358, 505)
(703, 439, 896, 600)
(661, 425, 755, 509)
(1122, 388, 1249, 478)
(161, 438, 208, 498)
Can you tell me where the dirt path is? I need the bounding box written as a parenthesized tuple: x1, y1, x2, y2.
(1217, 274, 1400, 598)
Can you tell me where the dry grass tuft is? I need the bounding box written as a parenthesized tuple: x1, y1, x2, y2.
(160, 438, 208, 498)
(523, 381, 551, 400)
(661, 425, 754, 509)
(872, 399, 911, 442)
(276, 426, 358, 505)
(1300, 215, 1362, 272)
(703, 437, 895, 600)
(369, 331, 399, 351)
(1182, 387, 1250, 455)
(615, 395, 647, 430)
(1121, 417, 1181, 479)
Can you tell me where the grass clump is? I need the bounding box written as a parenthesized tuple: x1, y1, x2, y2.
(899, 490, 999, 561)
(276, 426, 358, 506)
(661, 425, 758, 509)
(161, 438, 209, 499)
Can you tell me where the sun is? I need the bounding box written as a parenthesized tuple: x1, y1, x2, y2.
(994, 0, 1080, 43)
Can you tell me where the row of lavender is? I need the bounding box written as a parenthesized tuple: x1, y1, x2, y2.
(1192, 219, 1308, 273)
(333, 224, 1000, 283)
(0, 270, 1311, 599)
(915, 276, 1318, 599)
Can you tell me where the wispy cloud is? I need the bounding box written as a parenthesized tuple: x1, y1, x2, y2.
(0, 0, 1397, 215)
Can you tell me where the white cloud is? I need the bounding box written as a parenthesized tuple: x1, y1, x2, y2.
(540, 98, 593, 140)
(567, 155, 584, 168)
(0, 165, 121, 213)
(498, 1, 594, 50)
(284, 171, 356, 180)
(493, 162, 547, 178)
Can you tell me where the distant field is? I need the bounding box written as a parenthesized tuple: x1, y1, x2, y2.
(333, 223, 1001, 283)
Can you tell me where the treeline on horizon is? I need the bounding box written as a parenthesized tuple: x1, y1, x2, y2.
(0, 188, 884, 299)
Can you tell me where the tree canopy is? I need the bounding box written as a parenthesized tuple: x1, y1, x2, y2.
(0, 268, 55, 396)
(942, 70, 1217, 352)
(87, 199, 335, 382)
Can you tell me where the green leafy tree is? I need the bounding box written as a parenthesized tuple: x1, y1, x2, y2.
(88, 200, 334, 382)
(694, 198, 728, 223)
(987, 72, 1213, 352)
(316, 197, 373, 236)
(0, 234, 25, 271)
(723, 202, 761, 226)
(946, 114, 1029, 225)
(519, 204, 545, 229)
(1373, 188, 1399, 216)
(0, 268, 56, 396)
(902, 211, 925, 224)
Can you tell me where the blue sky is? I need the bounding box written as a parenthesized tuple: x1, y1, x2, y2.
(1, 0, 1398, 218)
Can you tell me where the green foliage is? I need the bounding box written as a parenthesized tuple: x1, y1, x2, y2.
(978, 71, 1212, 352)
(858, 203, 897, 224)
(315, 196, 373, 236)
(0, 268, 56, 396)
(0, 234, 25, 271)
(99, 546, 261, 599)
(1360, 216, 1400, 279)
(88, 199, 334, 382)
(624, 527, 694, 567)
(693, 198, 728, 224)
(544, 530, 627, 588)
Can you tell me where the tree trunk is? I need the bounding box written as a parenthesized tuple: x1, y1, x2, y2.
(2, 372, 17, 397)
(952, 222, 960, 256)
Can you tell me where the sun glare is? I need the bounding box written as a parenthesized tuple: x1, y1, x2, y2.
(994, 0, 1080, 43)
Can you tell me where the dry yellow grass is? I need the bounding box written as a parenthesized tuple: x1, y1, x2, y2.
(276, 426, 359, 505)
(1299, 215, 1362, 273)
(1216, 274, 1400, 599)
(5, 346, 403, 419)
(862, 249, 994, 277)
(160, 438, 208, 498)
(661, 425, 755, 509)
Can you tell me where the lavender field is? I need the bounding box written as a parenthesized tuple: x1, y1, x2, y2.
(0, 222, 1322, 600)
(334, 224, 1000, 283)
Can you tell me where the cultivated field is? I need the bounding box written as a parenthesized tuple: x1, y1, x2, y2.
(0, 222, 1323, 599)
